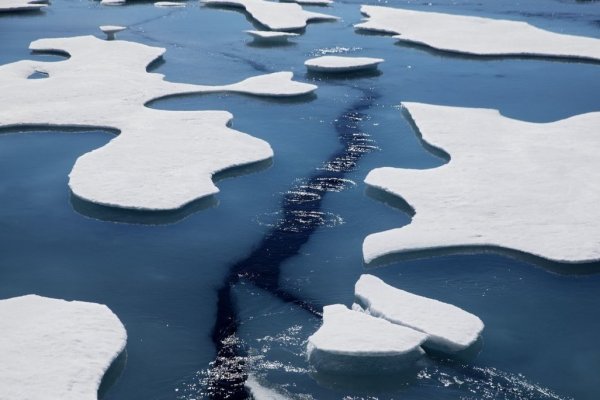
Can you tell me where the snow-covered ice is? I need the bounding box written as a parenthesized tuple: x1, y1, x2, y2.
(100, 0, 125, 5)
(305, 55, 384, 73)
(0, 295, 127, 400)
(363, 102, 600, 264)
(355, 275, 484, 353)
(154, 1, 186, 7)
(355, 5, 600, 62)
(0, 36, 316, 211)
(280, 0, 332, 6)
(245, 30, 299, 44)
(307, 304, 426, 374)
(99, 25, 126, 40)
(202, 0, 338, 31)
(0, 0, 46, 12)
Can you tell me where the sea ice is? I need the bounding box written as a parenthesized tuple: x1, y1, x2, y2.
(245, 30, 299, 44)
(304, 55, 384, 73)
(363, 102, 600, 264)
(245, 375, 289, 400)
(307, 304, 426, 374)
(202, 0, 338, 31)
(154, 1, 186, 7)
(281, 0, 332, 6)
(0, 36, 316, 211)
(355, 5, 600, 61)
(0, 0, 46, 12)
(355, 275, 484, 353)
(0, 295, 127, 400)
(99, 25, 126, 40)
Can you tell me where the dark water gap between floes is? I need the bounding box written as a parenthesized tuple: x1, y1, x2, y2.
(204, 87, 380, 399)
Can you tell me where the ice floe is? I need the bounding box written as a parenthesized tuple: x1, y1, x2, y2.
(0, 35, 316, 211)
(355, 275, 484, 353)
(281, 0, 332, 6)
(154, 1, 186, 7)
(0, 295, 127, 400)
(245, 375, 289, 400)
(355, 5, 600, 62)
(0, 0, 47, 12)
(202, 0, 338, 31)
(307, 304, 426, 374)
(305, 55, 384, 73)
(100, 0, 125, 5)
(363, 102, 600, 264)
(245, 30, 299, 44)
(99, 25, 126, 40)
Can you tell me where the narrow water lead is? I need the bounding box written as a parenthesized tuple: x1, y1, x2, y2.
(203, 89, 379, 399)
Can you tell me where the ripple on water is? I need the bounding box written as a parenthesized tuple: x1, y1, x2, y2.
(256, 210, 345, 233)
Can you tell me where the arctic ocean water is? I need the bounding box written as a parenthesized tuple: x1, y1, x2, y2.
(0, 0, 599, 399)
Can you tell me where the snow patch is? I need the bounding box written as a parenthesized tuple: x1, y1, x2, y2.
(305, 55, 384, 73)
(0, 0, 46, 12)
(355, 5, 600, 61)
(246, 30, 299, 44)
(355, 275, 484, 353)
(0, 36, 316, 211)
(0, 295, 127, 400)
(202, 0, 338, 31)
(363, 103, 600, 264)
(307, 304, 426, 374)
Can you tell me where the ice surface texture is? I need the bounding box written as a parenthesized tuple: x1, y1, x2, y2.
(0, 36, 316, 211)
(0, 0, 46, 12)
(0, 295, 126, 400)
(307, 304, 427, 374)
(355, 5, 600, 61)
(355, 274, 484, 352)
(245, 30, 298, 44)
(305, 55, 384, 72)
(202, 0, 338, 31)
(363, 103, 600, 264)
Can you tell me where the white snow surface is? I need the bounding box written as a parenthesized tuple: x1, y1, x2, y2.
(0, 0, 46, 12)
(355, 5, 600, 61)
(280, 0, 332, 6)
(245, 30, 298, 43)
(202, 0, 338, 31)
(245, 375, 290, 400)
(0, 35, 316, 211)
(305, 55, 384, 72)
(307, 304, 426, 357)
(355, 275, 484, 352)
(0, 295, 127, 400)
(154, 1, 186, 7)
(363, 102, 600, 264)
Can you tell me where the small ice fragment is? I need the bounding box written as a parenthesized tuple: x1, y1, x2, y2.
(304, 55, 384, 73)
(100, 25, 126, 40)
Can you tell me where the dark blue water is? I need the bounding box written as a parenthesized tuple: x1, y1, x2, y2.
(0, 0, 599, 399)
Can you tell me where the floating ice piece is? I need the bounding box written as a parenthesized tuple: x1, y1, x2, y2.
(154, 1, 186, 7)
(280, 0, 332, 6)
(0, 36, 316, 211)
(100, 25, 126, 41)
(245, 375, 289, 400)
(202, 0, 338, 31)
(355, 5, 600, 62)
(0, 0, 46, 12)
(0, 295, 127, 400)
(305, 55, 384, 73)
(363, 103, 600, 264)
(355, 275, 484, 353)
(307, 304, 426, 374)
(101, 0, 125, 5)
(245, 30, 299, 44)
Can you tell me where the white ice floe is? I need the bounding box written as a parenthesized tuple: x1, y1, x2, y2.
(245, 30, 299, 44)
(355, 5, 600, 61)
(363, 103, 600, 264)
(99, 25, 126, 40)
(245, 375, 289, 400)
(0, 36, 316, 211)
(100, 0, 125, 5)
(355, 275, 484, 353)
(280, 0, 332, 6)
(307, 304, 426, 374)
(0, 0, 46, 12)
(154, 1, 186, 7)
(0, 295, 127, 400)
(304, 55, 384, 73)
(202, 0, 338, 31)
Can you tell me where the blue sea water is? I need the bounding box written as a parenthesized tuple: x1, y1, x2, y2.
(0, 0, 599, 399)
